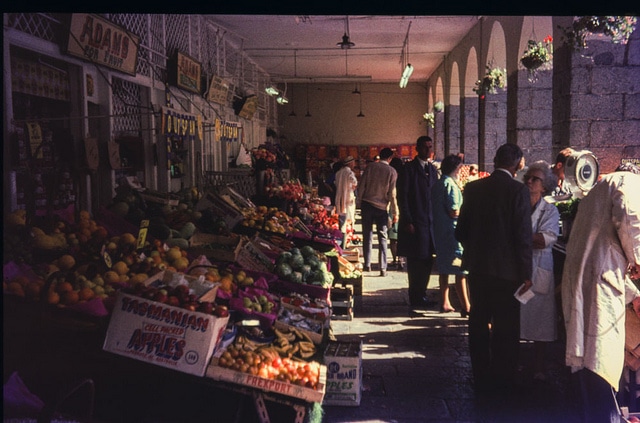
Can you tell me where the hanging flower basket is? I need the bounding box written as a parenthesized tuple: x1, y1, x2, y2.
(422, 112, 435, 128)
(520, 36, 553, 82)
(562, 16, 637, 50)
(520, 36, 553, 70)
(473, 66, 507, 97)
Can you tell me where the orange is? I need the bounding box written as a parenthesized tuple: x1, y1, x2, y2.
(12, 276, 30, 287)
(61, 290, 80, 305)
(25, 282, 42, 299)
(78, 287, 95, 301)
(120, 233, 136, 246)
(55, 281, 74, 294)
(7, 282, 25, 297)
(79, 210, 91, 221)
(219, 276, 234, 293)
(173, 257, 189, 271)
(166, 247, 182, 262)
(112, 261, 129, 276)
(103, 271, 120, 284)
(47, 291, 60, 305)
(58, 254, 76, 270)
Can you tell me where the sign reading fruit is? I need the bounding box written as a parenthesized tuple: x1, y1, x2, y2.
(104, 291, 229, 376)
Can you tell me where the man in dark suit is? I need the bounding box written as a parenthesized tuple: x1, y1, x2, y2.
(397, 136, 440, 308)
(455, 143, 533, 393)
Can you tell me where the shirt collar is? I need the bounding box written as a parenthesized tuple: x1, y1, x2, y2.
(495, 168, 514, 178)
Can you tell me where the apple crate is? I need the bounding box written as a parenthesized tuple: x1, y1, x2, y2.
(103, 291, 229, 377)
(235, 240, 275, 274)
(188, 232, 247, 263)
(206, 359, 327, 403)
(323, 341, 363, 406)
(143, 269, 219, 303)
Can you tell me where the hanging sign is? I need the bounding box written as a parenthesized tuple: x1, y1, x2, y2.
(160, 107, 202, 142)
(174, 51, 202, 94)
(66, 13, 140, 76)
(214, 118, 240, 143)
(207, 76, 230, 104)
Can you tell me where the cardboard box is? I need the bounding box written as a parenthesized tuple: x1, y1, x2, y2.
(323, 341, 363, 406)
(236, 240, 275, 274)
(189, 232, 247, 263)
(103, 292, 229, 376)
(206, 360, 327, 403)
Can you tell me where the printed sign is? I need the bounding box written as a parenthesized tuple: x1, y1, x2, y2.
(175, 51, 202, 94)
(66, 13, 140, 76)
(104, 292, 229, 376)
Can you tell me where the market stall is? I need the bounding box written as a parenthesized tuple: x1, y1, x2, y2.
(3, 173, 363, 422)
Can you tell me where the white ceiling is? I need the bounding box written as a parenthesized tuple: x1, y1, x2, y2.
(206, 15, 480, 84)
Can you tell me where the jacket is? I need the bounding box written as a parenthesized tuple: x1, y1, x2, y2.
(562, 171, 640, 389)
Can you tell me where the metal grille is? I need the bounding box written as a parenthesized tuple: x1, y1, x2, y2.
(165, 14, 190, 58)
(108, 14, 150, 77)
(149, 14, 167, 82)
(6, 13, 63, 43)
(190, 16, 200, 61)
(112, 77, 142, 135)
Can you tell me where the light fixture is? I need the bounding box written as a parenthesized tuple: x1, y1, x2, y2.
(265, 86, 279, 96)
(289, 87, 296, 116)
(357, 88, 365, 117)
(337, 16, 355, 49)
(305, 84, 312, 117)
(399, 21, 413, 88)
(276, 95, 289, 105)
(399, 64, 414, 88)
(352, 83, 361, 95)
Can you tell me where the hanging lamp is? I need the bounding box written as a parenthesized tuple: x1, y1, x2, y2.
(337, 16, 355, 49)
(357, 88, 365, 117)
(305, 83, 312, 117)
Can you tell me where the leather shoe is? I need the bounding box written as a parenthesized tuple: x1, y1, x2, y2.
(363, 265, 372, 272)
(380, 270, 387, 277)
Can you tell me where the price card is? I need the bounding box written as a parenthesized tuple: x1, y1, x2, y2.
(137, 220, 149, 250)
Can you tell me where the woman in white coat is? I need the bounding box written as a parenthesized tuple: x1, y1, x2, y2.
(562, 164, 640, 423)
(520, 161, 560, 381)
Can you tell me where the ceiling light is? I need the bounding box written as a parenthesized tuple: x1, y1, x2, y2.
(399, 21, 413, 89)
(352, 84, 361, 95)
(337, 16, 355, 49)
(399, 64, 414, 88)
(265, 86, 279, 96)
(276, 95, 289, 105)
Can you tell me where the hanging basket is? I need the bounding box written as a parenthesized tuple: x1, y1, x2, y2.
(520, 55, 546, 70)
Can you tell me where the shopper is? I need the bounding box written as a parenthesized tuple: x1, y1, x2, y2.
(562, 163, 640, 423)
(356, 147, 398, 276)
(334, 156, 358, 248)
(519, 160, 560, 381)
(388, 157, 404, 270)
(455, 143, 533, 393)
(431, 154, 471, 316)
(397, 136, 439, 307)
(551, 147, 575, 198)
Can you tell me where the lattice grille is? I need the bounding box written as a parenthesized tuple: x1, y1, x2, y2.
(190, 16, 200, 61)
(108, 14, 150, 77)
(165, 14, 190, 58)
(201, 23, 219, 76)
(7, 13, 63, 43)
(112, 77, 142, 135)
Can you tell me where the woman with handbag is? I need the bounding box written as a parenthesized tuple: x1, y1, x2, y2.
(520, 160, 560, 381)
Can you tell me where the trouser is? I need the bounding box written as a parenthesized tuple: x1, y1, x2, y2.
(361, 201, 389, 271)
(571, 369, 622, 423)
(338, 213, 347, 248)
(467, 274, 520, 390)
(406, 256, 433, 305)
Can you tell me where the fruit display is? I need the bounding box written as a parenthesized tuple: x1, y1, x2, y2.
(274, 246, 333, 288)
(264, 180, 306, 202)
(276, 306, 325, 341)
(280, 293, 331, 320)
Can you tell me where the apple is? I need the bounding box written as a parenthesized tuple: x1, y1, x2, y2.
(628, 416, 640, 422)
(198, 301, 214, 314)
(167, 296, 180, 307)
(153, 290, 168, 303)
(214, 305, 229, 317)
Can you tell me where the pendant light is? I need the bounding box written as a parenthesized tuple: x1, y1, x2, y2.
(289, 86, 296, 116)
(352, 83, 361, 95)
(337, 16, 355, 49)
(357, 87, 365, 117)
(305, 83, 312, 117)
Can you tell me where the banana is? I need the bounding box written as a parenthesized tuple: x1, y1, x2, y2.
(299, 349, 315, 359)
(297, 341, 315, 353)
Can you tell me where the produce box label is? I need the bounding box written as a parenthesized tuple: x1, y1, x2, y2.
(103, 292, 229, 376)
(206, 362, 326, 403)
(323, 341, 362, 406)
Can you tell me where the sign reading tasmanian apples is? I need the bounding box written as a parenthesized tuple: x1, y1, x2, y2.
(66, 13, 140, 76)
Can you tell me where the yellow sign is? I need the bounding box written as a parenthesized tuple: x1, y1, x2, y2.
(137, 220, 149, 250)
(66, 13, 140, 76)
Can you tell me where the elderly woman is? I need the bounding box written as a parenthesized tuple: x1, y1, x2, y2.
(520, 160, 560, 381)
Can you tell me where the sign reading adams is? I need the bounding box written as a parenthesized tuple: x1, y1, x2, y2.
(66, 13, 140, 76)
